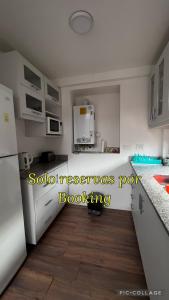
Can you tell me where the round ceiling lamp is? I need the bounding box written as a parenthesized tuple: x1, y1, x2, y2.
(69, 10, 94, 34)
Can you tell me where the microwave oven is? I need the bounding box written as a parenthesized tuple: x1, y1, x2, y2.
(46, 116, 63, 135)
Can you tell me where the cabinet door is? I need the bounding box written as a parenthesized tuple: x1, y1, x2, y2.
(156, 56, 165, 121)
(163, 42, 169, 121)
(19, 55, 44, 95)
(149, 68, 157, 125)
(35, 164, 68, 243)
(148, 42, 169, 127)
(131, 184, 138, 223)
(53, 164, 68, 209)
(32, 165, 67, 201)
(35, 187, 59, 243)
(131, 183, 143, 247)
(44, 78, 61, 104)
(154, 44, 169, 125)
(19, 85, 45, 122)
(135, 183, 169, 300)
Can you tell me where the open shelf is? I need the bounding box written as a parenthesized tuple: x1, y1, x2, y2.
(45, 110, 60, 119)
(45, 98, 61, 106)
(71, 85, 120, 154)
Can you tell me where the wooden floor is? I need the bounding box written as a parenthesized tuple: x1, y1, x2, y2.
(2, 205, 149, 300)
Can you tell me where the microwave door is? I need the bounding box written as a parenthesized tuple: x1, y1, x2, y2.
(47, 118, 60, 135)
(50, 119, 59, 134)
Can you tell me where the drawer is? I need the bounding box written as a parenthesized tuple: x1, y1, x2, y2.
(35, 187, 63, 242)
(32, 163, 68, 200)
(32, 169, 56, 200)
(36, 210, 56, 243)
(36, 188, 59, 224)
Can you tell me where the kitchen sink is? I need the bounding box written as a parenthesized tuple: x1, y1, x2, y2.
(154, 175, 169, 185)
(154, 175, 169, 193)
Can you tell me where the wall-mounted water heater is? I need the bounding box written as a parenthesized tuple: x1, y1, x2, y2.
(73, 105, 95, 144)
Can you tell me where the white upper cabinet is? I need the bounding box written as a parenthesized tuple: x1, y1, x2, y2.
(44, 77, 61, 105)
(19, 85, 45, 121)
(44, 77, 62, 124)
(0, 51, 45, 122)
(149, 42, 169, 127)
(21, 58, 44, 94)
(149, 66, 157, 125)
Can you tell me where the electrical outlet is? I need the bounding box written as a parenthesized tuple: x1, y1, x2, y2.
(122, 144, 131, 150)
(96, 131, 101, 137)
(136, 144, 144, 150)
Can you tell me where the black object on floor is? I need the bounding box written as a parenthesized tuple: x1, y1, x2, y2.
(87, 192, 104, 216)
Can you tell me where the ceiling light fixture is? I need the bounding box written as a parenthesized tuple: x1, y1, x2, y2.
(69, 10, 94, 35)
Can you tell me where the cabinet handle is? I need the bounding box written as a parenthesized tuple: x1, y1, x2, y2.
(130, 174, 134, 189)
(52, 97, 57, 102)
(31, 84, 36, 90)
(139, 194, 144, 214)
(31, 83, 40, 91)
(45, 199, 53, 206)
(31, 109, 41, 115)
(152, 107, 156, 120)
(152, 111, 154, 120)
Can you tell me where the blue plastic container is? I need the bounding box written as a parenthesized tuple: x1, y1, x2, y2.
(131, 155, 162, 165)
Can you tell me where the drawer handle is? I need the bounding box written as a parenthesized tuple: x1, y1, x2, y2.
(31, 83, 40, 91)
(45, 199, 53, 206)
(44, 215, 53, 225)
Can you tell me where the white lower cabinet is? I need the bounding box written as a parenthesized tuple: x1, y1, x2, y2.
(35, 188, 60, 242)
(131, 181, 169, 300)
(21, 163, 68, 244)
(32, 164, 68, 200)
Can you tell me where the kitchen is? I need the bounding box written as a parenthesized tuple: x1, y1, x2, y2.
(0, 0, 169, 299)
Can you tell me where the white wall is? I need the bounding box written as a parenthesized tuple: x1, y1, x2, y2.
(54, 75, 162, 211)
(15, 119, 61, 157)
(74, 91, 120, 148)
(161, 127, 169, 157)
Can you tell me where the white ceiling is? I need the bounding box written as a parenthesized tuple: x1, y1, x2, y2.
(0, 0, 169, 79)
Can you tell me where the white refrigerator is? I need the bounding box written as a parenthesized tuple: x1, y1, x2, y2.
(0, 84, 27, 294)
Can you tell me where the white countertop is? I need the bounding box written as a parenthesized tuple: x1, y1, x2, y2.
(131, 163, 169, 234)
